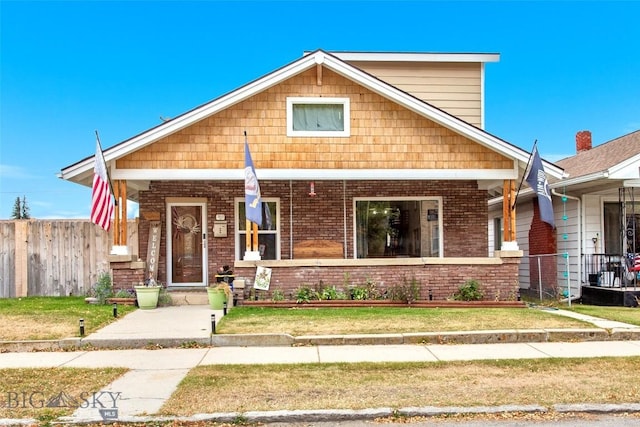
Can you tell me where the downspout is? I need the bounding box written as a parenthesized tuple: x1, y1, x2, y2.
(343, 180, 348, 258)
(289, 180, 293, 259)
(552, 189, 582, 302)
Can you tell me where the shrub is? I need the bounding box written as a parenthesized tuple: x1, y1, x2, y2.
(272, 289, 285, 301)
(94, 272, 113, 305)
(295, 285, 318, 303)
(453, 280, 484, 301)
(389, 276, 421, 303)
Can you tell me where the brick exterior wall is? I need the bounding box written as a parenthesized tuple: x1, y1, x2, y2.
(129, 178, 520, 300)
(110, 261, 145, 291)
(234, 259, 520, 302)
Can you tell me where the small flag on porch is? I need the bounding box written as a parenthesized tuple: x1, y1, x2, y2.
(525, 145, 555, 228)
(244, 137, 262, 226)
(91, 137, 114, 231)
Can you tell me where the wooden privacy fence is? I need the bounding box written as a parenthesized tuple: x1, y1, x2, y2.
(0, 219, 138, 298)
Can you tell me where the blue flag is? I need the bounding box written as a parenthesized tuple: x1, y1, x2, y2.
(244, 139, 262, 226)
(525, 146, 555, 228)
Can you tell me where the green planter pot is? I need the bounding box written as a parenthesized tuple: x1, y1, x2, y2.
(207, 287, 227, 310)
(135, 286, 160, 309)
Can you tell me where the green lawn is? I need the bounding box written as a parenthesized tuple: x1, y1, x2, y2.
(568, 304, 640, 326)
(217, 305, 592, 335)
(0, 296, 137, 340)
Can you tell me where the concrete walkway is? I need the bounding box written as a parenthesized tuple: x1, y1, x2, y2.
(1, 305, 639, 424)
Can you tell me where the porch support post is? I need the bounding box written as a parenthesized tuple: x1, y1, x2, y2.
(113, 180, 120, 247)
(110, 180, 128, 255)
(119, 180, 127, 246)
(502, 179, 518, 248)
(252, 222, 259, 252)
(244, 219, 261, 261)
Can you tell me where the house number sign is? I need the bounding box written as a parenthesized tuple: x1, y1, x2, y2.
(146, 221, 161, 281)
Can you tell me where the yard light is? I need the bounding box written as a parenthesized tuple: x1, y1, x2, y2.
(211, 314, 216, 335)
(429, 289, 433, 301)
(223, 301, 227, 316)
(79, 319, 85, 337)
(112, 303, 118, 318)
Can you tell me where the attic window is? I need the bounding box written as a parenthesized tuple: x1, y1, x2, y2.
(286, 97, 350, 137)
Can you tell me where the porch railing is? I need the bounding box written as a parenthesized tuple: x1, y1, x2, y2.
(582, 253, 637, 287)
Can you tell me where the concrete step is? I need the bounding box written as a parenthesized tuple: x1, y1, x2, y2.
(168, 289, 208, 306)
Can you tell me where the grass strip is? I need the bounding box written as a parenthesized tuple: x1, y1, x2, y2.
(162, 357, 640, 415)
(0, 367, 127, 421)
(568, 305, 640, 326)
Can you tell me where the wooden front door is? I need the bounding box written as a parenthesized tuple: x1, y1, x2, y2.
(167, 202, 207, 287)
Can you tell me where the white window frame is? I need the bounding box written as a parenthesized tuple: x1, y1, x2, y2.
(286, 97, 350, 137)
(352, 196, 443, 259)
(234, 197, 281, 260)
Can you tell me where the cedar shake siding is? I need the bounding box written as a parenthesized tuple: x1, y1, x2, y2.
(116, 68, 511, 171)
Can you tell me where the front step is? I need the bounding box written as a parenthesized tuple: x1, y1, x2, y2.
(167, 288, 208, 306)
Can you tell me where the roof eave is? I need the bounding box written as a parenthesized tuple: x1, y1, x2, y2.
(312, 51, 501, 63)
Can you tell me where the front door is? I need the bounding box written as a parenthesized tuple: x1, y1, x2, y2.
(167, 202, 207, 287)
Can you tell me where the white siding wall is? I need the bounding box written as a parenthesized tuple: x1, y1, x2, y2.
(555, 198, 581, 294)
(583, 195, 603, 255)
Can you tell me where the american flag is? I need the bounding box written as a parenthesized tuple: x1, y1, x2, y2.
(91, 137, 114, 231)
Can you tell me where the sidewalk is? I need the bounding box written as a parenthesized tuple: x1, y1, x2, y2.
(1, 305, 639, 424)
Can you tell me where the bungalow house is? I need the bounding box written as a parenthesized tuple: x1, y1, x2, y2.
(490, 130, 640, 306)
(60, 49, 565, 301)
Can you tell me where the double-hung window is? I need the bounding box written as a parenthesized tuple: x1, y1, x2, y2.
(236, 198, 279, 260)
(286, 97, 350, 137)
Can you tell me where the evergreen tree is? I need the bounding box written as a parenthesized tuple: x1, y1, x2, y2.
(10, 196, 31, 219)
(21, 196, 31, 219)
(11, 197, 21, 219)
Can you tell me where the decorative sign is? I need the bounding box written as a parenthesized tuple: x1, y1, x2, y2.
(253, 266, 272, 290)
(427, 209, 438, 221)
(146, 221, 161, 281)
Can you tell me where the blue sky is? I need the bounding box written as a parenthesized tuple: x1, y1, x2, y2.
(1, 0, 639, 219)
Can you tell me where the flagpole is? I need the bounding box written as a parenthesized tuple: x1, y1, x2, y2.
(95, 130, 118, 206)
(511, 139, 537, 210)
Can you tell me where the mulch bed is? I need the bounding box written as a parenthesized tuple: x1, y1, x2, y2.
(240, 300, 526, 308)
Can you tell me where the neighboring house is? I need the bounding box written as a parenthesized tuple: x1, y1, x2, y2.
(60, 49, 564, 300)
(491, 130, 640, 305)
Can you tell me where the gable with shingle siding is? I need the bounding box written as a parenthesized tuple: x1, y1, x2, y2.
(116, 68, 511, 171)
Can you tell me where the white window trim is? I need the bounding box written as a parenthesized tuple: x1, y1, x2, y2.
(352, 196, 443, 259)
(286, 97, 350, 137)
(234, 197, 281, 260)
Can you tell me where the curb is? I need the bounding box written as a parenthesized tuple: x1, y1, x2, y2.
(30, 403, 640, 426)
(3, 328, 640, 352)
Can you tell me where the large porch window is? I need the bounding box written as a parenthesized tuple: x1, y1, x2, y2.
(354, 198, 442, 258)
(235, 198, 279, 260)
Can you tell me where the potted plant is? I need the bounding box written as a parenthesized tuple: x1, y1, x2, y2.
(134, 275, 162, 309)
(207, 281, 233, 310)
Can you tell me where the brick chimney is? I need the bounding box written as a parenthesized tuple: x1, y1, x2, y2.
(576, 130, 592, 152)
